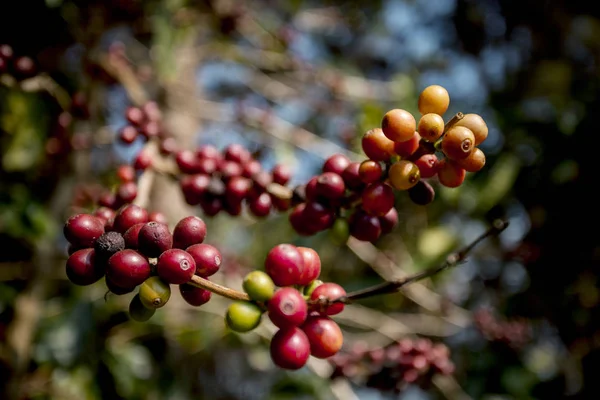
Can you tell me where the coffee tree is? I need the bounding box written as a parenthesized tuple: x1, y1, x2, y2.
(0, 1, 537, 399)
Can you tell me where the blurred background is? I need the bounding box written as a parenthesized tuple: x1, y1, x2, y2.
(0, 0, 597, 399)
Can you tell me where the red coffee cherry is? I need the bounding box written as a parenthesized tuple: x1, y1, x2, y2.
(113, 204, 149, 234)
(341, 162, 364, 191)
(362, 128, 396, 161)
(297, 247, 321, 286)
(393, 131, 421, 158)
(172, 216, 207, 249)
(323, 153, 351, 176)
(119, 125, 138, 144)
(156, 249, 196, 284)
(116, 165, 136, 182)
(186, 243, 222, 277)
(361, 182, 395, 217)
(105, 275, 136, 295)
(316, 172, 346, 200)
(309, 282, 346, 316)
(123, 222, 144, 249)
(437, 159, 466, 188)
(93, 207, 115, 226)
(270, 327, 311, 370)
(248, 192, 272, 217)
(179, 283, 212, 306)
(64, 213, 105, 248)
(66, 248, 105, 286)
(116, 182, 138, 204)
(382, 109, 417, 143)
(107, 249, 151, 288)
(268, 287, 308, 328)
(224, 143, 251, 164)
(125, 107, 145, 126)
(301, 315, 344, 358)
(272, 163, 292, 185)
(349, 210, 382, 242)
(138, 222, 173, 258)
(379, 207, 399, 234)
(264, 244, 305, 287)
(148, 211, 168, 224)
(414, 153, 439, 178)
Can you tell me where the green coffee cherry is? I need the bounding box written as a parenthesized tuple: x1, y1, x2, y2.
(129, 294, 155, 322)
(225, 301, 263, 333)
(139, 276, 171, 309)
(330, 218, 350, 245)
(242, 270, 275, 302)
(304, 279, 323, 297)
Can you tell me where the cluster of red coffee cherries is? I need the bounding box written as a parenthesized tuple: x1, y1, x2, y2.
(330, 338, 454, 392)
(473, 308, 532, 350)
(225, 244, 347, 370)
(63, 205, 219, 320)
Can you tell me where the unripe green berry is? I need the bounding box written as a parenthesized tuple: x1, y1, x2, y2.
(129, 294, 155, 322)
(225, 301, 263, 333)
(242, 271, 275, 302)
(139, 276, 171, 309)
(304, 280, 323, 297)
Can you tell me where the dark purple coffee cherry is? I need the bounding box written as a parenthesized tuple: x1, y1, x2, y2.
(137, 222, 173, 258)
(107, 249, 151, 288)
(64, 213, 105, 248)
(172, 216, 207, 249)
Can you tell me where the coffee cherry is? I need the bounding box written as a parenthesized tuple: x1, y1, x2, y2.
(361, 128, 396, 161)
(455, 147, 486, 172)
(117, 165, 136, 182)
(349, 211, 382, 242)
(417, 113, 445, 142)
(323, 153, 351, 175)
(268, 287, 308, 328)
(455, 113, 488, 145)
(196, 144, 221, 160)
(64, 213, 105, 248)
(297, 247, 321, 286)
(272, 164, 292, 185)
(180, 174, 211, 205)
(179, 283, 212, 306)
(107, 249, 151, 288)
(186, 243, 222, 277)
(116, 182, 138, 204)
(94, 231, 125, 261)
(138, 222, 172, 258)
(129, 294, 155, 322)
(393, 131, 421, 158)
(302, 316, 343, 358)
(248, 192, 272, 217)
(302, 201, 335, 232)
(125, 107, 145, 126)
(156, 249, 196, 284)
(358, 160, 382, 183)
(243, 271, 275, 302)
(113, 204, 149, 234)
(361, 182, 395, 217)
(418, 85, 450, 116)
(66, 248, 105, 285)
(133, 149, 153, 170)
(388, 160, 421, 190)
(316, 172, 346, 199)
(342, 162, 364, 190)
(441, 126, 475, 160)
(381, 109, 416, 143)
(123, 223, 144, 249)
(270, 327, 310, 370)
(93, 207, 115, 226)
(105, 275, 136, 295)
(119, 125, 138, 144)
(310, 282, 346, 316)
(226, 301, 263, 332)
(414, 153, 439, 178)
(408, 180, 435, 205)
(171, 215, 207, 249)
(148, 211, 168, 224)
(379, 207, 399, 234)
(224, 143, 251, 164)
(437, 159, 466, 188)
(289, 203, 319, 236)
(175, 150, 199, 174)
(139, 276, 171, 308)
(265, 244, 305, 287)
(13, 56, 36, 80)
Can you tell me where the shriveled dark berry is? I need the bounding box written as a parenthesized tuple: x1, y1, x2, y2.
(107, 249, 151, 288)
(138, 222, 173, 258)
(173, 216, 207, 249)
(156, 249, 196, 284)
(94, 231, 125, 261)
(64, 213, 105, 248)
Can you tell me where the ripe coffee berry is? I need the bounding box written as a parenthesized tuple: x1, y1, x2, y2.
(172, 216, 207, 249)
(264, 244, 304, 287)
(408, 180, 436, 206)
(310, 282, 346, 315)
(455, 147, 486, 172)
(361, 128, 396, 162)
(179, 283, 212, 306)
(270, 327, 311, 370)
(268, 287, 308, 328)
(123, 223, 144, 249)
(107, 249, 151, 288)
(361, 182, 395, 217)
(64, 213, 105, 248)
(323, 153, 351, 176)
(455, 113, 488, 145)
(186, 243, 222, 277)
(156, 249, 196, 284)
(296, 247, 321, 286)
(66, 248, 105, 286)
(381, 109, 416, 143)
(105, 276, 136, 295)
(138, 222, 173, 257)
(437, 159, 466, 188)
(301, 316, 343, 358)
(113, 204, 149, 234)
(441, 126, 475, 160)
